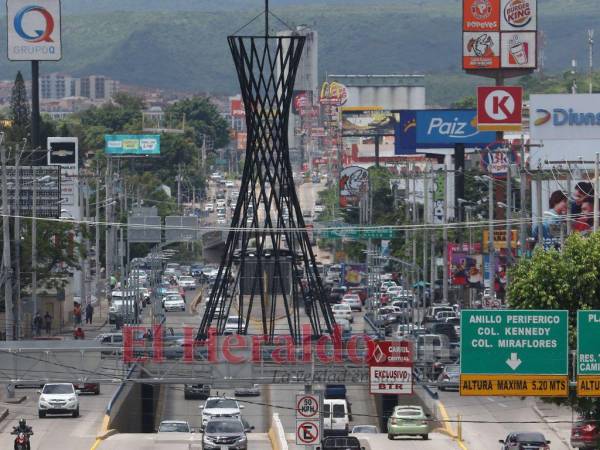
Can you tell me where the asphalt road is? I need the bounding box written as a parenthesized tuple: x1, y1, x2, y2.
(438, 390, 570, 450)
(0, 385, 112, 450)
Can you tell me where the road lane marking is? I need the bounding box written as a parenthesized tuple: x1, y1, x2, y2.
(90, 413, 110, 450)
(438, 399, 469, 450)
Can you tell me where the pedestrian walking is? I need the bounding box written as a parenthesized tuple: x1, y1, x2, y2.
(44, 312, 52, 335)
(73, 302, 82, 325)
(85, 302, 94, 325)
(33, 313, 43, 337)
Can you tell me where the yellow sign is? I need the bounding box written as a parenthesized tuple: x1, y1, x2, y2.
(483, 229, 518, 250)
(577, 376, 600, 397)
(460, 375, 569, 397)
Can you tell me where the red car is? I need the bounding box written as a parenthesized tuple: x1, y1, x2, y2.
(571, 420, 600, 449)
(74, 383, 100, 395)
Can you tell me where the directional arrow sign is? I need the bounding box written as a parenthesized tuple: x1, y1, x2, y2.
(460, 310, 569, 397)
(506, 353, 522, 371)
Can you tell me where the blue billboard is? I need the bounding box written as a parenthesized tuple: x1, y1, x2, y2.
(415, 109, 495, 148)
(394, 110, 417, 155)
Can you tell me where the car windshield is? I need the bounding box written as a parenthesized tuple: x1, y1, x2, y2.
(516, 432, 546, 443)
(205, 399, 238, 409)
(43, 384, 74, 394)
(226, 317, 240, 324)
(446, 366, 461, 375)
(205, 420, 244, 433)
(159, 422, 189, 432)
(395, 409, 422, 417)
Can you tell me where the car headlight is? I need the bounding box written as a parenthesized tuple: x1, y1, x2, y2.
(203, 435, 215, 442)
(236, 435, 247, 443)
(68, 396, 77, 402)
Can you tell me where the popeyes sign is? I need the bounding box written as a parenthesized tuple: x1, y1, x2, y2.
(462, 0, 537, 71)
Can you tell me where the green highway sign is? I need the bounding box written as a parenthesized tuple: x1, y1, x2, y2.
(460, 310, 568, 375)
(319, 228, 394, 240)
(577, 310, 600, 376)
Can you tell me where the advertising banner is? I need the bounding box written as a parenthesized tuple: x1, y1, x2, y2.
(104, 135, 160, 156)
(394, 110, 417, 155)
(463, 0, 501, 31)
(7, 0, 62, 61)
(463, 32, 500, 69)
(230, 98, 245, 118)
(448, 244, 483, 287)
(477, 86, 523, 131)
(530, 94, 600, 141)
(500, 0, 537, 31)
(415, 109, 495, 148)
(480, 141, 521, 176)
(339, 166, 368, 208)
(463, 0, 536, 70)
(341, 264, 367, 287)
(341, 108, 398, 137)
(483, 229, 519, 250)
(320, 81, 348, 106)
(292, 91, 311, 115)
(501, 32, 536, 69)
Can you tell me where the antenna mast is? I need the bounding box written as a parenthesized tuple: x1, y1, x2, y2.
(265, 0, 269, 37)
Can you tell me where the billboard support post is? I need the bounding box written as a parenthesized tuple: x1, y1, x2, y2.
(488, 176, 495, 300)
(595, 153, 599, 232)
(442, 167, 449, 302)
(31, 61, 40, 149)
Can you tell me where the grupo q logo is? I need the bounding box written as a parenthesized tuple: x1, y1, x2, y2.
(14, 5, 55, 43)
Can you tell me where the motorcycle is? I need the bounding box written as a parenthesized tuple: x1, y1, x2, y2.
(12, 431, 32, 450)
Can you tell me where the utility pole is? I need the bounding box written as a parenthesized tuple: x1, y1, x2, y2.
(536, 173, 543, 246)
(505, 163, 512, 288)
(105, 159, 112, 295)
(589, 29, 595, 94)
(2, 139, 14, 340)
(442, 167, 449, 303)
(519, 137, 527, 255)
(95, 167, 100, 311)
(422, 166, 429, 298)
(595, 153, 599, 232)
(32, 167, 38, 318)
(488, 175, 495, 302)
(14, 152, 21, 339)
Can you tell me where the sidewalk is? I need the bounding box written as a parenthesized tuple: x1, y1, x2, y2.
(533, 399, 575, 448)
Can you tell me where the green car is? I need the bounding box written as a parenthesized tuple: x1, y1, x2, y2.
(387, 405, 430, 440)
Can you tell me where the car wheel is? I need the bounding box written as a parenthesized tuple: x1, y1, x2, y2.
(38, 410, 45, 418)
(184, 392, 190, 400)
(95, 387, 101, 395)
(73, 407, 79, 418)
(387, 434, 394, 440)
(422, 434, 428, 440)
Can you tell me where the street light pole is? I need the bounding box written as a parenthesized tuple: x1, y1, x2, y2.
(1, 138, 14, 340)
(488, 176, 495, 301)
(32, 168, 38, 318)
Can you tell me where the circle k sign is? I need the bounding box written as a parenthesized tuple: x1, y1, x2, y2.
(477, 86, 523, 132)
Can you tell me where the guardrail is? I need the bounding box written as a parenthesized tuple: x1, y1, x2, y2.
(106, 363, 138, 418)
(363, 313, 386, 340)
(268, 413, 288, 450)
(413, 366, 438, 400)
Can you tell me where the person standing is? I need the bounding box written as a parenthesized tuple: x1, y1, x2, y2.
(85, 302, 94, 325)
(33, 313, 43, 337)
(73, 302, 82, 325)
(44, 312, 52, 335)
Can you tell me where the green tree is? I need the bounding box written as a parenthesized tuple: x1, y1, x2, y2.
(166, 97, 230, 149)
(507, 232, 600, 418)
(8, 71, 30, 144)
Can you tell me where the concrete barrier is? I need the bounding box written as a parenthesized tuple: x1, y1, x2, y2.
(268, 413, 288, 450)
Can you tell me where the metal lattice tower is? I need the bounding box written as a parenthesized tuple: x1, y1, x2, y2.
(197, 32, 335, 343)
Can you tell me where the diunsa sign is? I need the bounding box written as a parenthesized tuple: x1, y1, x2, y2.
(530, 94, 600, 141)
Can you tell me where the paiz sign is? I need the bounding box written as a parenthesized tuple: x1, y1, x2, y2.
(7, 0, 62, 61)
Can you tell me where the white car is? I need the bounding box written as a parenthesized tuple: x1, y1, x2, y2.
(216, 200, 226, 208)
(225, 181, 235, 188)
(341, 294, 362, 311)
(199, 397, 244, 429)
(38, 383, 80, 418)
(217, 217, 227, 224)
(314, 204, 325, 213)
(332, 303, 353, 323)
(224, 316, 245, 335)
(205, 203, 214, 212)
(158, 420, 191, 433)
(163, 295, 186, 312)
(178, 276, 197, 290)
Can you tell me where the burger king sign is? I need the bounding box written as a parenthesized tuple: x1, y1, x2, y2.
(501, 0, 536, 31)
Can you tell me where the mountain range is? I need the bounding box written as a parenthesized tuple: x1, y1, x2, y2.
(0, 0, 597, 105)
